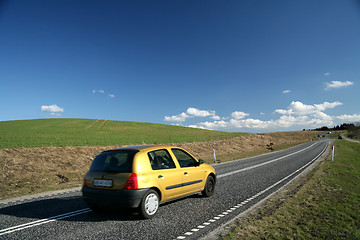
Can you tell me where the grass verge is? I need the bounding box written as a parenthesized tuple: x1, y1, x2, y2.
(222, 140, 360, 239)
(0, 119, 245, 148)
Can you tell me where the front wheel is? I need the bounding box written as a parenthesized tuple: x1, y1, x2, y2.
(139, 189, 160, 219)
(202, 175, 215, 197)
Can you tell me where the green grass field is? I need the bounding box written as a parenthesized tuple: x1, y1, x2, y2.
(0, 118, 245, 148)
(223, 139, 360, 239)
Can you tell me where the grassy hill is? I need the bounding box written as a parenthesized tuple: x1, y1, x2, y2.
(0, 118, 245, 148)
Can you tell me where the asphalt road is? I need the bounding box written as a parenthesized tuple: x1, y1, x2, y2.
(0, 140, 330, 240)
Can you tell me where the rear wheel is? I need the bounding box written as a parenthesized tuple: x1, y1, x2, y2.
(139, 189, 159, 219)
(202, 175, 215, 197)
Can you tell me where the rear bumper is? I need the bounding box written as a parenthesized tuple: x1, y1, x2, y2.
(82, 186, 149, 208)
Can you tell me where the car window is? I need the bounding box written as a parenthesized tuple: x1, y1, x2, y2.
(89, 150, 136, 173)
(148, 149, 176, 170)
(171, 148, 198, 168)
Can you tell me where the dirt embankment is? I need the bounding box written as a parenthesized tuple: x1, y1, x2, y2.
(0, 131, 320, 200)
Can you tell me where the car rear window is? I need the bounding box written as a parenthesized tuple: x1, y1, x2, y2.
(89, 150, 137, 173)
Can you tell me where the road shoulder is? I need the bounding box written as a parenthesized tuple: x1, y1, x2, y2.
(201, 140, 333, 240)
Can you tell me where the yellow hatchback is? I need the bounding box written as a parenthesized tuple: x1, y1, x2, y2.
(82, 145, 216, 218)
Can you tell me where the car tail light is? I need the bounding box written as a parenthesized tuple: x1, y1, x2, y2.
(123, 173, 138, 189)
(83, 177, 87, 187)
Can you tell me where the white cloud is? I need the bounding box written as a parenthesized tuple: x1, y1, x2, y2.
(41, 104, 64, 113)
(190, 120, 229, 130)
(187, 107, 210, 117)
(186, 107, 217, 118)
(164, 112, 190, 122)
(324, 72, 330, 76)
(190, 118, 277, 130)
(276, 115, 309, 128)
(165, 107, 221, 122)
(165, 101, 358, 132)
(314, 101, 343, 111)
(282, 90, 291, 94)
(230, 118, 272, 129)
(335, 114, 360, 122)
(231, 111, 249, 120)
(325, 81, 354, 90)
(188, 124, 207, 129)
(210, 115, 221, 120)
(189, 113, 340, 131)
(92, 89, 115, 99)
(275, 101, 342, 116)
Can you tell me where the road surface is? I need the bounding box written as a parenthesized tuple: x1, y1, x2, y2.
(0, 140, 330, 239)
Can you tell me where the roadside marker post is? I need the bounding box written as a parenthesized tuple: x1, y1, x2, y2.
(331, 145, 335, 162)
(213, 149, 216, 163)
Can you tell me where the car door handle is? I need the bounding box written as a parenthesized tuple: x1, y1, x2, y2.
(184, 172, 188, 175)
(158, 175, 164, 179)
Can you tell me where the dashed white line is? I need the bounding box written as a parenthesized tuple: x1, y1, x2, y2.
(175, 142, 327, 239)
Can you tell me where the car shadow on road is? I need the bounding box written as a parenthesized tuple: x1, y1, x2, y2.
(0, 196, 141, 222)
(0, 193, 205, 222)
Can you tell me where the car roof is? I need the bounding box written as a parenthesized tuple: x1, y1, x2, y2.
(105, 145, 178, 152)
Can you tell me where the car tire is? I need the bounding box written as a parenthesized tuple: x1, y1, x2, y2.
(202, 175, 215, 197)
(139, 189, 160, 219)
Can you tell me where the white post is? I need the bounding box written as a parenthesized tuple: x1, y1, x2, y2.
(331, 145, 335, 162)
(213, 149, 216, 163)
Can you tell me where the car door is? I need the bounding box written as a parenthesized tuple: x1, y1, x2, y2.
(148, 149, 184, 200)
(171, 148, 205, 194)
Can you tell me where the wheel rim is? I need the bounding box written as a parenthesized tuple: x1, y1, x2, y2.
(145, 193, 159, 215)
(207, 179, 214, 192)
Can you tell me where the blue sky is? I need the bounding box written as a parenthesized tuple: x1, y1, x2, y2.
(1, 0, 359, 132)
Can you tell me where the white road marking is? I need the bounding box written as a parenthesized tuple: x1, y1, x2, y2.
(0, 208, 91, 236)
(217, 142, 318, 179)
(175, 141, 327, 239)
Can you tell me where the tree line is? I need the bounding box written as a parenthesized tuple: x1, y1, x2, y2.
(312, 123, 359, 131)
(311, 122, 360, 140)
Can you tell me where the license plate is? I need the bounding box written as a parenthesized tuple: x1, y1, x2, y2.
(94, 179, 113, 188)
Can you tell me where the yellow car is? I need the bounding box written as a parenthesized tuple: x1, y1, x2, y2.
(82, 145, 216, 219)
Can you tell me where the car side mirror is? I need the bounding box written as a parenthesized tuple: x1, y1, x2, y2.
(198, 159, 204, 165)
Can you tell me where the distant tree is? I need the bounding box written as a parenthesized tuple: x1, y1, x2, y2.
(317, 126, 329, 131)
(312, 122, 359, 133)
